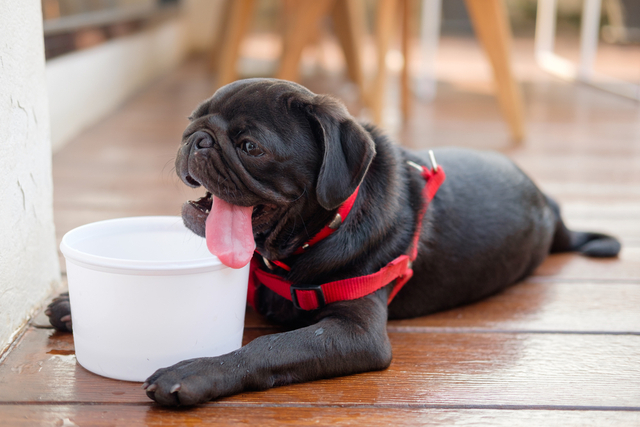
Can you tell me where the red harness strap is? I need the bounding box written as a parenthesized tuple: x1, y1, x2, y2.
(294, 186, 360, 255)
(247, 162, 446, 311)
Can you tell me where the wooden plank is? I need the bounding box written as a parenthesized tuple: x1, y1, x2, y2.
(512, 156, 640, 186)
(533, 249, 640, 281)
(231, 332, 640, 408)
(2, 328, 639, 408)
(389, 281, 640, 333)
(36, 279, 640, 335)
(0, 327, 280, 405)
(560, 217, 640, 247)
(541, 184, 640, 204)
(0, 405, 639, 427)
(556, 202, 640, 248)
(560, 202, 640, 221)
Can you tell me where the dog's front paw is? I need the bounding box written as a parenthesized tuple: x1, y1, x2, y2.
(143, 358, 229, 406)
(45, 292, 73, 332)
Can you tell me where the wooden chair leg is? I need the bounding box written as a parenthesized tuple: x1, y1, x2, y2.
(42, 0, 61, 19)
(369, 0, 399, 125)
(209, 0, 232, 72)
(464, 0, 526, 142)
(400, 0, 412, 120)
(331, 0, 367, 97)
(216, 0, 256, 89)
(276, 0, 336, 82)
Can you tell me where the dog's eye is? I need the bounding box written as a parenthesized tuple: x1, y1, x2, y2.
(241, 140, 264, 157)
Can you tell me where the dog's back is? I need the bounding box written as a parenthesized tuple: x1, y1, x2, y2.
(388, 146, 620, 319)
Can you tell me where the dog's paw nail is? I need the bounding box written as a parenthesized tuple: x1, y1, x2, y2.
(44, 309, 51, 316)
(170, 384, 181, 394)
(60, 315, 71, 322)
(141, 382, 149, 390)
(146, 383, 158, 392)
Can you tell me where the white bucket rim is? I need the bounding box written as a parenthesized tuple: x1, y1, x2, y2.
(60, 216, 226, 275)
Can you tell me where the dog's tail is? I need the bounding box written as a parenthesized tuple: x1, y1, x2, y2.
(547, 196, 621, 258)
(552, 229, 622, 258)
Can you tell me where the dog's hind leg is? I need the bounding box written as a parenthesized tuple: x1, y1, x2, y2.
(546, 196, 621, 258)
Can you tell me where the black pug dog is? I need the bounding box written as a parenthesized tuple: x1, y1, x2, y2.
(47, 78, 620, 406)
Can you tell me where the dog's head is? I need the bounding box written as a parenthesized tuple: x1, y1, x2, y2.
(176, 78, 375, 267)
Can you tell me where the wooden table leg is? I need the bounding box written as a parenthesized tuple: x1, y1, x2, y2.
(332, 0, 367, 98)
(208, 0, 230, 72)
(369, 0, 399, 125)
(216, 0, 256, 89)
(400, 0, 412, 120)
(276, 0, 336, 82)
(464, 0, 526, 142)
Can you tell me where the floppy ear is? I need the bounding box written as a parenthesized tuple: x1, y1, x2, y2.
(305, 95, 376, 210)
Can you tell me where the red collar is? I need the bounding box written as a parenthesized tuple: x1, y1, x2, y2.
(294, 185, 360, 254)
(262, 185, 360, 272)
(248, 157, 446, 311)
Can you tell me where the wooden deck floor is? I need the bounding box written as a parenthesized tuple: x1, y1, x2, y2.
(2, 36, 640, 425)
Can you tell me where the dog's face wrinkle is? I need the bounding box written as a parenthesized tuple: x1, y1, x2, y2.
(256, 194, 337, 260)
(225, 120, 310, 204)
(250, 181, 328, 259)
(185, 125, 262, 207)
(256, 200, 305, 258)
(179, 80, 351, 260)
(190, 149, 240, 203)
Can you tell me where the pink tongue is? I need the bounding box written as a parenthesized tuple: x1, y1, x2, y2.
(205, 195, 255, 269)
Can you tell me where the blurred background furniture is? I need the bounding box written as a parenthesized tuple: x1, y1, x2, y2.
(463, 0, 525, 142)
(212, 0, 367, 101)
(211, 0, 526, 142)
(535, 0, 640, 101)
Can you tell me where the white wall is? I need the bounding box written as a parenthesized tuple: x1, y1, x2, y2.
(0, 1, 61, 354)
(47, 18, 189, 151)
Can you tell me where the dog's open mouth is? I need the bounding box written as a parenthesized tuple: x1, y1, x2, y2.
(183, 191, 280, 246)
(188, 192, 213, 214)
(182, 190, 281, 269)
(187, 192, 277, 226)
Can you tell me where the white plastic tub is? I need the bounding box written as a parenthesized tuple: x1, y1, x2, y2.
(60, 216, 249, 382)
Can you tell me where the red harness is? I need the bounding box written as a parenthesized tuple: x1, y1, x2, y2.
(247, 160, 446, 311)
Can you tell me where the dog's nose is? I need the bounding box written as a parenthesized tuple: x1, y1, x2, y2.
(191, 131, 214, 150)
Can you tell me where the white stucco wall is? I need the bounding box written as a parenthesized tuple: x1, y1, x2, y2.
(0, 1, 61, 354)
